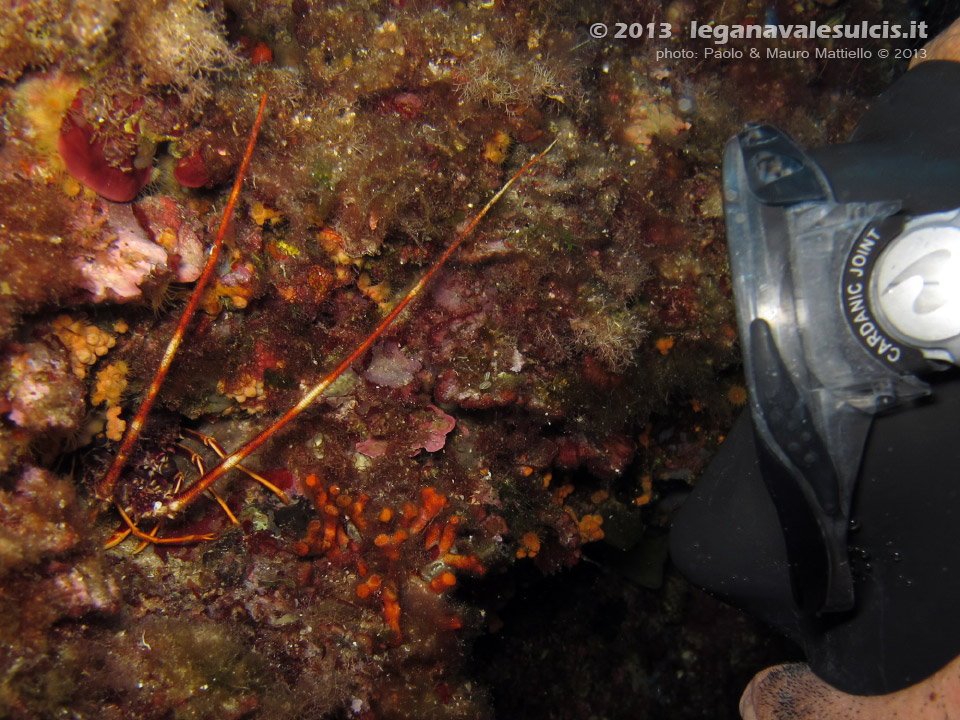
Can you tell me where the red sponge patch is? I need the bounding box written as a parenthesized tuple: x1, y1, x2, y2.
(58, 93, 153, 202)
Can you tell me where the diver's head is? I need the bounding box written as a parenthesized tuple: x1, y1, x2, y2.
(670, 60, 960, 696)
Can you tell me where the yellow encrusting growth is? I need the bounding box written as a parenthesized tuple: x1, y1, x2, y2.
(62, 176, 83, 197)
(357, 272, 392, 310)
(655, 336, 675, 355)
(317, 227, 361, 269)
(577, 513, 605, 542)
(251, 202, 283, 227)
(92, 361, 129, 407)
(218, 374, 266, 412)
(52, 315, 119, 378)
(516, 531, 541, 559)
(11, 73, 83, 159)
(105, 406, 126, 441)
(201, 276, 255, 313)
(635, 475, 653, 507)
(483, 129, 512, 164)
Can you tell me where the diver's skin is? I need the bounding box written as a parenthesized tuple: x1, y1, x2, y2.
(738, 16, 960, 720)
(740, 656, 960, 720)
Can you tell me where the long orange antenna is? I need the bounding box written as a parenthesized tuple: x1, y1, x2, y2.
(97, 94, 268, 502)
(167, 138, 558, 515)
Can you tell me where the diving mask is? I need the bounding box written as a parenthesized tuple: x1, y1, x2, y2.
(671, 60, 960, 695)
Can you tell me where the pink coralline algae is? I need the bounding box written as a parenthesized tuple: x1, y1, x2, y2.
(73, 199, 203, 302)
(1, 339, 84, 432)
(409, 404, 457, 455)
(363, 340, 422, 388)
(356, 437, 389, 458)
(356, 404, 455, 457)
(75, 202, 168, 300)
(136, 196, 205, 281)
(43, 557, 122, 619)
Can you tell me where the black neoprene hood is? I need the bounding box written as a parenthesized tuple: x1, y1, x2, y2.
(670, 61, 960, 696)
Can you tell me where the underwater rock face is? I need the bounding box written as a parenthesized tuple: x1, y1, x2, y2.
(1, 339, 84, 433)
(0, 0, 910, 717)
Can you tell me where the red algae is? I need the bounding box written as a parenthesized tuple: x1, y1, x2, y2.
(0, 0, 907, 717)
(58, 109, 153, 202)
